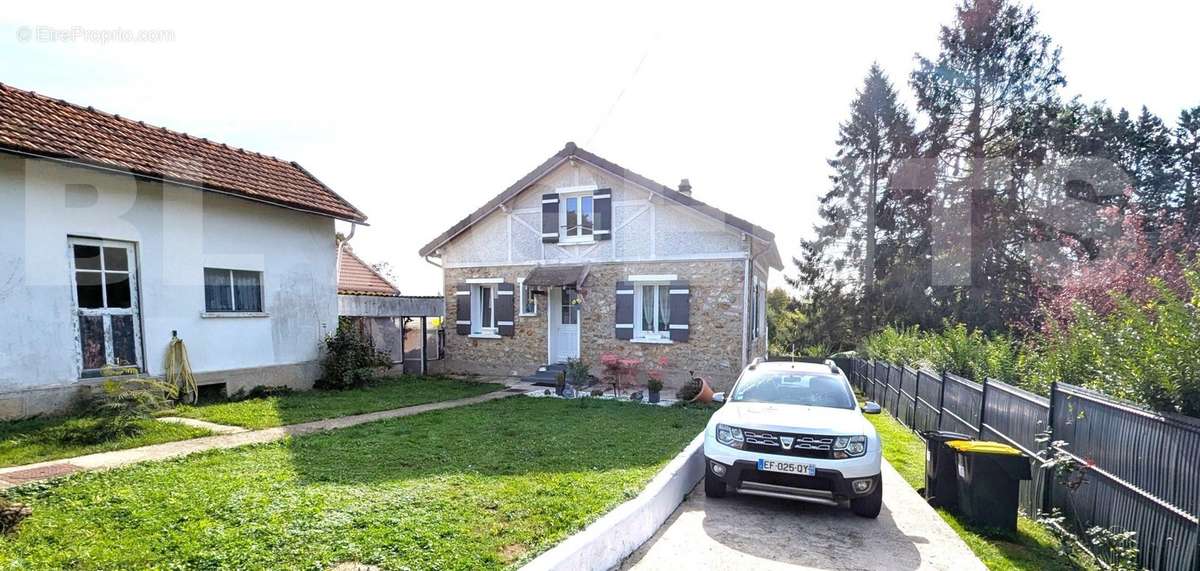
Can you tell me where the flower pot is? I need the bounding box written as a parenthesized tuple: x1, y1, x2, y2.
(648, 389, 661, 403)
(562, 386, 576, 399)
(689, 378, 715, 404)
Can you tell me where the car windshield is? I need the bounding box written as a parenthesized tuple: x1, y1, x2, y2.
(730, 370, 855, 409)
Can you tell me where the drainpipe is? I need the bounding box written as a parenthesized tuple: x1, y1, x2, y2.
(741, 235, 751, 371)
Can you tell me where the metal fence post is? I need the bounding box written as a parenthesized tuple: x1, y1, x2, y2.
(937, 370, 948, 432)
(1042, 381, 1058, 516)
(978, 376, 989, 439)
(913, 368, 922, 430)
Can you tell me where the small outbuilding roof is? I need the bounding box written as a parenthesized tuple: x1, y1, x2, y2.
(337, 247, 400, 297)
(524, 265, 589, 287)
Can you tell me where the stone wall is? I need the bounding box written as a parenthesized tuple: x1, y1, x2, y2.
(439, 259, 752, 391)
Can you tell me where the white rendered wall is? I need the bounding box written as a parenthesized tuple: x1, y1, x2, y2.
(0, 154, 337, 392)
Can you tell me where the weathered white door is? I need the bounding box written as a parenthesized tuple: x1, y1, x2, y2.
(68, 237, 142, 376)
(548, 287, 580, 363)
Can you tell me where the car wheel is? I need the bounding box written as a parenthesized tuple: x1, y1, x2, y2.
(704, 471, 727, 498)
(850, 483, 882, 518)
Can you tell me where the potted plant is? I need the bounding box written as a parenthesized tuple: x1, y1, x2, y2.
(675, 370, 715, 404)
(646, 377, 664, 403)
(646, 356, 668, 403)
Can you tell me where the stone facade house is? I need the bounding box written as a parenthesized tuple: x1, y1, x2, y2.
(0, 82, 367, 419)
(419, 143, 781, 390)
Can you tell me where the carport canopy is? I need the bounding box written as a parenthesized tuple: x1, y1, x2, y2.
(524, 264, 589, 287)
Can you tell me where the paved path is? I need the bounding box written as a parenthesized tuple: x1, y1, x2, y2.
(0, 386, 528, 489)
(621, 459, 984, 571)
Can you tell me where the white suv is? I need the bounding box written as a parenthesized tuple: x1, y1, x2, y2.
(702, 359, 884, 518)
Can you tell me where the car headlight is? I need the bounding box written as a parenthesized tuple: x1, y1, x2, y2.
(833, 435, 867, 458)
(715, 423, 744, 449)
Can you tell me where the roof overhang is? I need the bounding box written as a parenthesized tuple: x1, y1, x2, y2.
(524, 264, 589, 287)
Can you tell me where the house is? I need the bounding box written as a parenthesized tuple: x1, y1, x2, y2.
(0, 82, 367, 419)
(336, 245, 443, 372)
(419, 142, 782, 390)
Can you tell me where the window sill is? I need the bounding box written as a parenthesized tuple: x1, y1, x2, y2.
(518, 313, 537, 318)
(631, 337, 674, 345)
(558, 238, 596, 246)
(201, 311, 270, 318)
(469, 333, 502, 339)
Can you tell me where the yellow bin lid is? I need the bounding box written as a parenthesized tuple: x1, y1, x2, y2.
(945, 440, 1022, 456)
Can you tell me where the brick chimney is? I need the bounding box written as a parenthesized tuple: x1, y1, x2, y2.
(678, 178, 692, 196)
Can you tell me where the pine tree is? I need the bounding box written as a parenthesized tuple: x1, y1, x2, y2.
(910, 0, 1065, 332)
(1177, 107, 1200, 236)
(815, 64, 917, 331)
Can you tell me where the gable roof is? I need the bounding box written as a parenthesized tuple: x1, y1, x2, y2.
(337, 246, 400, 296)
(0, 82, 366, 223)
(418, 142, 780, 267)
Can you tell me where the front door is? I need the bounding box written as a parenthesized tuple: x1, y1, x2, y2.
(68, 237, 143, 376)
(548, 287, 580, 363)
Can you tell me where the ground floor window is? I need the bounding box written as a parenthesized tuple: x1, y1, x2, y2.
(472, 284, 497, 334)
(634, 283, 670, 340)
(518, 278, 537, 316)
(204, 268, 263, 312)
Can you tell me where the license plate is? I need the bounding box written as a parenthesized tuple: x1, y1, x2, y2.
(757, 458, 816, 476)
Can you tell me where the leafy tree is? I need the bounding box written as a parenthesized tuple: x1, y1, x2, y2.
(1176, 106, 1200, 236)
(766, 287, 805, 355)
(785, 240, 858, 350)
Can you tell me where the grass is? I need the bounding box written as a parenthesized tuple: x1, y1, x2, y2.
(0, 416, 212, 468)
(169, 375, 506, 429)
(865, 408, 1091, 570)
(0, 396, 713, 569)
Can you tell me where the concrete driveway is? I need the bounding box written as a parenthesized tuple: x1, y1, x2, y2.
(621, 460, 984, 571)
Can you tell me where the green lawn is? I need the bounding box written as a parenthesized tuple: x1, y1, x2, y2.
(865, 408, 1089, 570)
(0, 416, 211, 468)
(0, 397, 713, 569)
(169, 375, 506, 429)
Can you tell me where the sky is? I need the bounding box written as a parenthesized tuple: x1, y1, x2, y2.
(2, 1, 1197, 294)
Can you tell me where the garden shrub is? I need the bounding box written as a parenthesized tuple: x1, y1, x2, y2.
(861, 261, 1200, 416)
(317, 321, 392, 390)
(53, 379, 175, 444)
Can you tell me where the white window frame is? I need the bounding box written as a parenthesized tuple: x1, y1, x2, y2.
(558, 189, 595, 244)
(202, 267, 266, 316)
(471, 283, 498, 335)
(633, 281, 672, 342)
(517, 277, 537, 316)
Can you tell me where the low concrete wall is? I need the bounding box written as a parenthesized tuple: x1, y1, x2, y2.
(521, 433, 705, 571)
(0, 360, 320, 420)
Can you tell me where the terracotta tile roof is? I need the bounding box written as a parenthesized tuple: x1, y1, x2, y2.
(0, 82, 366, 222)
(338, 247, 399, 296)
(418, 142, 780, 268)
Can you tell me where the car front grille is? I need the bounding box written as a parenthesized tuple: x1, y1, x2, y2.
(742, 429, 836, 459)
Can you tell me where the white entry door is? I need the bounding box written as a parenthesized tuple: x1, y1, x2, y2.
(549, 287, 580, 363)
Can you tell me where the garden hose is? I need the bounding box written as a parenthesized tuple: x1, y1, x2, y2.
(164, 334, 198, 404)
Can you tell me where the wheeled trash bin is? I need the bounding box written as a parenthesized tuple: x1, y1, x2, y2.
(920, 430, 972, 508)
(946, 440, 1031, 532)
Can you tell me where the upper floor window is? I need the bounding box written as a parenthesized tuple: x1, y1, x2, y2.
(560, 191, 594, 242)
(204, 268, 263, 313)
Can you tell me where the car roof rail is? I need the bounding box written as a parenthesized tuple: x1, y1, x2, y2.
(749, 357, 763, 370)
(824, 359, 840, 374)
